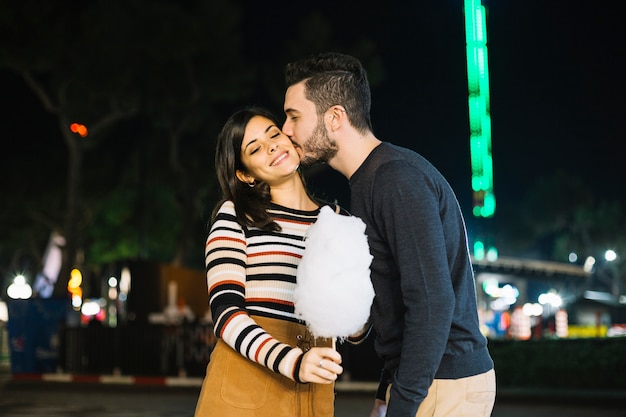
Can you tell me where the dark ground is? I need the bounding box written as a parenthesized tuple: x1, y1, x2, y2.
(1, 364, 625, 417)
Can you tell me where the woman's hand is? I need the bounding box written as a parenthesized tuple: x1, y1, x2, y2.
(298, 347, 343, 384)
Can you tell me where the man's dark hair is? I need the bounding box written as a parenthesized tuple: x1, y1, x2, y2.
(285, 52, 373, 134)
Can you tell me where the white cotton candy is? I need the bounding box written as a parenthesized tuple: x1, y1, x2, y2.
(294, 205, 375, 339)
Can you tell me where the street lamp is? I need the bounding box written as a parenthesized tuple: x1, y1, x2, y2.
(7, 275, 32, 299)
(605, 249, 617, 262)
(604, 249, 620, 297)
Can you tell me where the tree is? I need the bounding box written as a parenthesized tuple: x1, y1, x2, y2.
(128, 0, 253, 266)
(0, 1, 141, 297)
(0, 0, 384, 301)
(0, 0, 251, 296)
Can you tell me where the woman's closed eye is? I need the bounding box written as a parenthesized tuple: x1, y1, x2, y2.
(268, 126, 282, 138)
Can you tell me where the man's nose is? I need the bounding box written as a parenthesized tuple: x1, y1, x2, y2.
(282, 121, 292, 136)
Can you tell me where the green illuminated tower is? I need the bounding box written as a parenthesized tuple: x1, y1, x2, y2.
(465, 0, 496, 261)
(465, 0, 495, 219)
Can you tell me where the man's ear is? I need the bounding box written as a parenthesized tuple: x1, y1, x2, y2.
(327, 105, 347, 131)
(236, 169, 254, 185)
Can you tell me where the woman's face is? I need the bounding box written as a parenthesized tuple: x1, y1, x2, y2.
(236, 115, 301, 187)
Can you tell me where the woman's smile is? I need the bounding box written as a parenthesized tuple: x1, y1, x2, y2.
(270, 151, 289, 166)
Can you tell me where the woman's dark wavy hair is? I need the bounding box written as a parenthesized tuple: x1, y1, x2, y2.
(212, 106, 313, 232)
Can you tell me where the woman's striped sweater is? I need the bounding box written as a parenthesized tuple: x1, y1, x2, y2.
(205, 200, 323, 382)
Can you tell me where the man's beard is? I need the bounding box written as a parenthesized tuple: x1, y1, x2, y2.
(299, 119, 338, 166)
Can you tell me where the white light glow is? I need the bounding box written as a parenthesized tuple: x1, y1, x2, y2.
(120, 267, 131, 294)
(7, 275, 33, 299)
(605, 250, 617, 262)
(538, 291, 563, 308)
(71, 294, 82, 308)
(523, 302, 543, 317)
(81, 300, 101, 316)
(0, 301, 8, 321)
(583, 256, 596, 273)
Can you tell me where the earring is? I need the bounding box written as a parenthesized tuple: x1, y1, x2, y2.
(247, 181, 255, 188)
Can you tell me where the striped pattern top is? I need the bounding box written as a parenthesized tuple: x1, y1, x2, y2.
(205, 200, 327, 381)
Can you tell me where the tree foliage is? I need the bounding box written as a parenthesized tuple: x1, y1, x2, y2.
(0, 0, 252, 296)
(0, 0, 384, 300)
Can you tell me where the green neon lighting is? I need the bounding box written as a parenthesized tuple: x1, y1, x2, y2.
(465, 0, 495, 218)
(474, 240, 485, 261)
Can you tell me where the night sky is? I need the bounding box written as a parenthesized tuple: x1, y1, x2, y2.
(235, 0, 625, 217)
(2, 0, 624, 229)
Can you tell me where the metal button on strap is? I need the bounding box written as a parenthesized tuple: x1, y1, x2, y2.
(296, 334, 312, 352)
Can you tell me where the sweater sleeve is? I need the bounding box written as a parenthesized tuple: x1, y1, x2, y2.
(205, 201, 304, 382)
(346, 321, 373, 345)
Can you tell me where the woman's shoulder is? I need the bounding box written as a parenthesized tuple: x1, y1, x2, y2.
(216, 200, 236, 213)
(209, 200, 245, 234)
(211, 200, 238, 223)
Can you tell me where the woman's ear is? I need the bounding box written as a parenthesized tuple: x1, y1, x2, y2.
(236, 169, 255, 185)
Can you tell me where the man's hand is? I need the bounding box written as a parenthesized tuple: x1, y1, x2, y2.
(369, 398, 387, 417)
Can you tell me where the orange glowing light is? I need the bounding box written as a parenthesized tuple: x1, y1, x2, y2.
(70, 123, 88, 137)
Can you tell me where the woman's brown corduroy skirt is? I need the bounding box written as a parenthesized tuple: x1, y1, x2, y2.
(194, 315, 335, 417)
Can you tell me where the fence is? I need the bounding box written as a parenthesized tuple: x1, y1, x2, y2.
(61, 322, 217, 377)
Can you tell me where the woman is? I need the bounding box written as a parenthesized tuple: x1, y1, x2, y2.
(194, 107, 345, 417)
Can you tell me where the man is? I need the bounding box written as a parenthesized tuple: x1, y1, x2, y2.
(282, 52, 496, 417)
